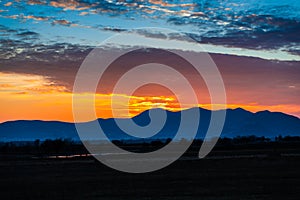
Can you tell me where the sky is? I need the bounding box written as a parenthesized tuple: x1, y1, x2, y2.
(0, 0, 299, 122)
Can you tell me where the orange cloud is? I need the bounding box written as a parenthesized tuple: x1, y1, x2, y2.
(0, 72, 182, 122)
(52, 19, 72, 26)
(50, 1, 90, 11)
(0, 72, 67, 94)
(27, 0, 46, 5)
(4, 2, 12, 7)
(0, 72, 72, 122)
(79, 11, 89, 16)
(148, 0, 195, 8)
(0, 72, 299, 123)
(24, 15, 49, 21)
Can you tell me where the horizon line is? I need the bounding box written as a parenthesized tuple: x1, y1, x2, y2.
(1, 106, 299, 124)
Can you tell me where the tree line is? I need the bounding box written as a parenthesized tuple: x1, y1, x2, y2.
(1, 135, 300, 156)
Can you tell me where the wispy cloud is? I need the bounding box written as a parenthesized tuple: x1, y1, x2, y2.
(0, 72, 68, 94)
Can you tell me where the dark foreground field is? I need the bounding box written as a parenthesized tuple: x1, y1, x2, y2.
(1, 152, 300, 200)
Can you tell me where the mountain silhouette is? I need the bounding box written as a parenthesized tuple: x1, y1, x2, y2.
(0, 108, 299, 141)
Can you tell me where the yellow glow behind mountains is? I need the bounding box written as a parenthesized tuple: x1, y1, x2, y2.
(0, 72, 299, 122)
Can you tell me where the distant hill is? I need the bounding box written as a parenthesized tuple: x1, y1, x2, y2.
(0, 108, 299, 141)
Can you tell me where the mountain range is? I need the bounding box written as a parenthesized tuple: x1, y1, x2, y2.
(0, 108, 300, 142)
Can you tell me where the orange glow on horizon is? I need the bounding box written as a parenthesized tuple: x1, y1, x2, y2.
(0, 72, 299, 123)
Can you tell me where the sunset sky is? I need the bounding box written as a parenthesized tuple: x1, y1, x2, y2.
(0, 0, 300, 122)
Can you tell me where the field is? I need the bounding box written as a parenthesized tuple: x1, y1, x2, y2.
(1, 149, 300, 200)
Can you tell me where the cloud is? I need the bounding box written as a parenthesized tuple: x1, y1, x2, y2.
(164, 2, 300, 55)
(1, 45, 299, 110)
(0, 24, 91, 61)
(23, 15, 50, 21)
(16, 31, 39, 38)
(148, 0, 195, 8)
(0, 46, 300, 121)
(0, 24, 17, 34)
(0, 0, 299, 122)
(0, 72, 68, 94)
(102, 26, 127, 33)
(27, 0, 47, 5)
(49, 0, 91, 11)
(79, 11, 88, 16)
(93, 93, 180, 118)
(1, 0, 298, 55)
(4, 2, 12, 7)
(52, 19, 72, 26)
(193, 15, 300, 54)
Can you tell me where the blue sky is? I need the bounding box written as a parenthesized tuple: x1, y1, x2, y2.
(1, 0, 300, 60)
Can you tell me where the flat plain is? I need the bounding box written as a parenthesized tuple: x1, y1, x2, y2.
(1, 149, 300, 200)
